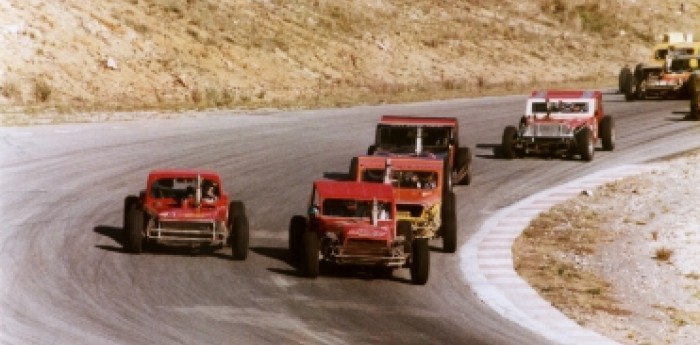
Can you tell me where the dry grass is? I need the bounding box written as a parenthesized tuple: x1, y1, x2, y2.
(654, 247, 674, 261)
(513, 193, 631, 322)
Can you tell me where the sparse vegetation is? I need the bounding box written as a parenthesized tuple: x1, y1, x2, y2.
(654, 247, 674, 261)
(513, 195, 630, 320)
(1, 0, 698, 121)
(33, 78, 52, 103)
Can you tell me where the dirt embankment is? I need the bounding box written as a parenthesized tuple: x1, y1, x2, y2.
(1, 0, 699, 120)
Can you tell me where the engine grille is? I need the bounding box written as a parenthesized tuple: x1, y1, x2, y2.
(341, 239, 390, 257)
(522, 123, 573, 138)
(150, 220, 221, 242)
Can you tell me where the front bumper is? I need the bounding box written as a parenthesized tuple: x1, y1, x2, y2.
(148, 219, 227, 245)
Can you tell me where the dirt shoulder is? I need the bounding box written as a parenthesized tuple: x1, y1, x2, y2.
(513, 150, 700, 345)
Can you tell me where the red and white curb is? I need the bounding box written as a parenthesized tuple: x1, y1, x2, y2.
(460, 164, 661, 345)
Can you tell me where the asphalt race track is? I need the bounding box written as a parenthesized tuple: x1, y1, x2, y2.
(1, 92, 698, 345)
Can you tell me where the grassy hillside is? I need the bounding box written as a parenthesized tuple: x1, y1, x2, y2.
(0, 0, 698, 115)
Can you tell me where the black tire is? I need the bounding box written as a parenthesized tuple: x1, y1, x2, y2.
(501, 125, 518, 159)
(127, 205, 144, 254)
(633, 63, 644, 82)
(599, 115, 615, 151)
(398, 220, 413, 254)
(633, 65, 646, 100)
(288, 215, 306, 264)
(441, 191, 457, 253)
(619, 66, 631, 94)
(576, 127, 594, 162)
(348, 156, 359, 181)
(231, 214, 249, 260)
(410, 238, 430, 285)
(229, 200, 246, 219)
(442, 157, 453, 192)
(623, 77, 636, 101)
(123, 195, 139, 241)
(454, 147, 471, 185)
(367, 145, 377, 155)
(690, 74, 699, 120)
(303, 229, 319, 278)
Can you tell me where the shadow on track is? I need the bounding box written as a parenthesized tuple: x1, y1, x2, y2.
(254, 245, 413, 284)
(323, 171, 351, 181)
(475, 143, 503, 160)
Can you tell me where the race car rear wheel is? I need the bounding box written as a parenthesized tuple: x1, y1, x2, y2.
(303, 230, 319, 278)
(442, 157, 453, 192)
(398, 220, 413, 254)
(599, 115, 615, 151)
(123, 195, 139, 242)
(501, 125, 518, 159)
(288, 215, 306, 264)
(229, 200, 246, 219)
(367, 145, 377, 155)
(410, 238, 429, 285)
(348, 157, 359, 181)
(618, 66, 631, 94)
(127, 205, 144, 254)
(690, 74, 699, 120)
(454, 147, 472, 185)
(441, 191, 457, 253)
(231, 213, 249, 261)
(576, 127, 594, 162)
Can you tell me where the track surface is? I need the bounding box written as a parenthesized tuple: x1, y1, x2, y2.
(1, 93, 698, 344)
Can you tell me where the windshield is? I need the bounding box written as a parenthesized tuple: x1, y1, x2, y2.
(669, 59, 691, 72)
(531, 101, 590, 115)
(150, 177, 219, 199)
(376, 125, 451, 152)
(391, 170, 438, 189)
(360, 169, 438, 190)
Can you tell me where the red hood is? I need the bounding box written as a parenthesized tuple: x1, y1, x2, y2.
(325, 218, 394, 241)
(529, 116, 589, 128)
(394, 188, 441, 206)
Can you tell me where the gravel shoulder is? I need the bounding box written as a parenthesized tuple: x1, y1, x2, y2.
(514, 150, 700, 345)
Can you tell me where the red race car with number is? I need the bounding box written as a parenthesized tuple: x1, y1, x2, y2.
(123, 169, 249, 260)
(367, 115, 472, 188)
(349, 155, 458, 253)
(288, 180, 429, 285)
(501, 90, 615, 161)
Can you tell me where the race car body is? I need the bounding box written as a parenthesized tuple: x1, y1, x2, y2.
(619, 32, 700, 95)
(123, 169, 249, 260)
(501, 90, 614, 161)
(367, 115, 472, 187)
(623, 55, 700, 100)
(349, 155, 458, 253)
(288, 180, 429, 285)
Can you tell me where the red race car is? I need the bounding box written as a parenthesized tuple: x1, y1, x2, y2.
(123, 169, 249, 260)
(349, 155, 458, 253)
(501, 90, 615, 161)
(367, 115, 472, 188)
(288, 180, 429, 285)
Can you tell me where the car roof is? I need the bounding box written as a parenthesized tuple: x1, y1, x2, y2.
(148, 169, 221, 180)
(314, 180, 394, 201)
(379, 115, 457, 127)
(356, 155, 444, 171)
(529, 90, 602, 100)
